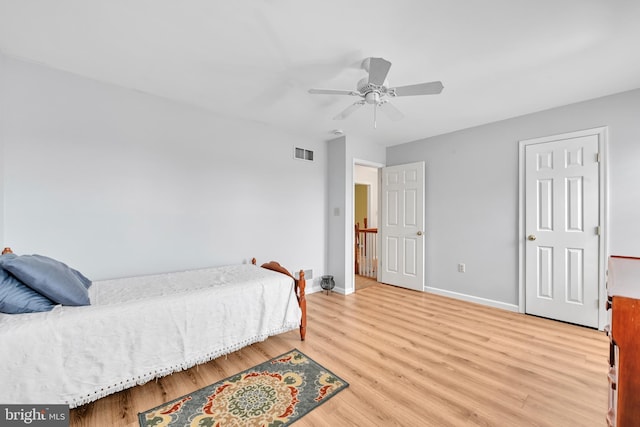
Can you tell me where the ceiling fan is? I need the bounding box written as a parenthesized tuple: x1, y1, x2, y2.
(308, 57, 444, 127)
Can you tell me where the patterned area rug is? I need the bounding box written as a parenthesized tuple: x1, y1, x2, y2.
(138, 349, 349, 427)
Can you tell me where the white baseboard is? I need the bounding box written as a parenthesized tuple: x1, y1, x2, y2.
(308, 284, 349, 295)
(308, 282, 518, 311)
(326, 285, 351, 295)
(425, 286, 519, 312)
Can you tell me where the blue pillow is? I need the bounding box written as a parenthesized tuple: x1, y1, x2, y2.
(0, 254, 92, 306)
(0, 267, 56, 314)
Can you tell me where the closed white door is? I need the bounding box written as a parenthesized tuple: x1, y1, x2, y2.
(524, 134, 600, 327)
(380, 162, 425, 291)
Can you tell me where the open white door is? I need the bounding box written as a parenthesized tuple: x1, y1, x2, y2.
(523, 132, 600, 327)
(380, 162, 425, 291)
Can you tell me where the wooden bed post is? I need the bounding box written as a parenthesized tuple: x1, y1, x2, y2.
(298, 270, 307, 341)
(257, 260, 307, 341)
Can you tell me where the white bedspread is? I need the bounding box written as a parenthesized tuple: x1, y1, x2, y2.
(0, 264, 302, 408)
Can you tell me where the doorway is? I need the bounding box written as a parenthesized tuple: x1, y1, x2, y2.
(353, 161, 426, 293)
(518, 127, 608, 329)
(354, 164, 380, 291)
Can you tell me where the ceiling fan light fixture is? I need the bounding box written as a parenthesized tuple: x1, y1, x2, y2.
(365, 91, 380, 104)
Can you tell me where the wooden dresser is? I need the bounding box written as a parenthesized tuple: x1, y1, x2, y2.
(606, 256, 640, 426)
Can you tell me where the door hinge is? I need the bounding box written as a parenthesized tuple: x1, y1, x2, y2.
(595, 153, 600, 163)
(596, 226, 601, 236)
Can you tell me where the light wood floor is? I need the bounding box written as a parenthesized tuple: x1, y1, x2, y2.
(355, 274, 378, 291)
(70, 283, 609, 426)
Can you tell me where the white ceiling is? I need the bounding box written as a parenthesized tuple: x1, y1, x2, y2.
(1, 0, 639, 146)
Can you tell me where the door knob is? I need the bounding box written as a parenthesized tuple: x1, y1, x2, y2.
(527, 234, 537, 241)
(417, 231, 423, 236)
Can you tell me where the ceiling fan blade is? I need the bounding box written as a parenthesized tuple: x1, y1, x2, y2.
(390, 81, 444, 97)
(378, 101, 404, 121)
(333, 101, 365, 120)
(367, 57, 392, 86)
(308, 88, 360, 96)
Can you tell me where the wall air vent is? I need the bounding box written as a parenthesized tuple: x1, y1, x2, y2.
(294, 147, 314, 161)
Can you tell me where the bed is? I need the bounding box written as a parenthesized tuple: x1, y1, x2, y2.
(0, 250, 307, 408)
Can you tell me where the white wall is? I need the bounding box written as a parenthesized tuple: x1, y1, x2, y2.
(0, 53, 5, 247)
(387, 89, 640, 308)
(326, 136, 347, 293)
(0, 54, 327, 282)
(326, 134, 385, 294)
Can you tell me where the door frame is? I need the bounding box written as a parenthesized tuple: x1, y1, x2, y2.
(517, 126, 609, 330)
(353, 159, 385, 284)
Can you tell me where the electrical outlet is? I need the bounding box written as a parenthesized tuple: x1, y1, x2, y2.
(458, 263, 466, 273)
